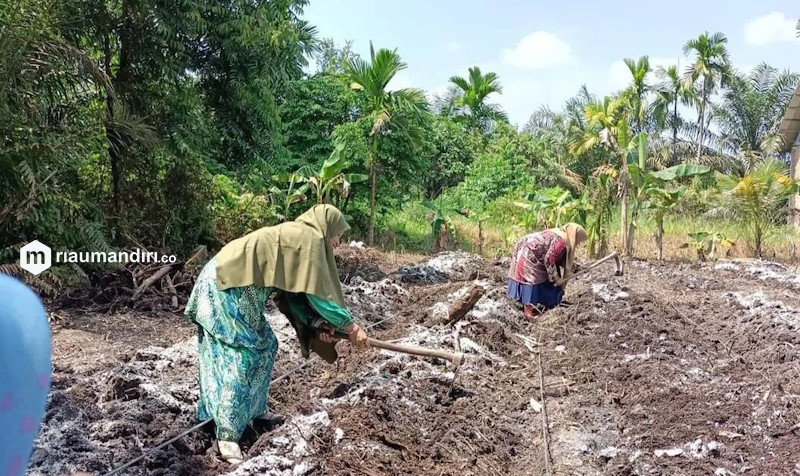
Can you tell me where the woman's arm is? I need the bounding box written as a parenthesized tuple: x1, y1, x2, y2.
(543, 236, 567, 283)
(306, 295, 368, 348)
(306, 294, 353, 331)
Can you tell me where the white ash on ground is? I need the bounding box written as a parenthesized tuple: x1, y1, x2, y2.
(591, 282, 629, 303)
(222, 412, 331, 476)
(394, 251, 483, 283)
(728, 291, 800, 329)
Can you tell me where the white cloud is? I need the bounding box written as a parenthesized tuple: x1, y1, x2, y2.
(607, 56, 681, 92)
(744, 12, 799, 46)
(501, 31, 572, 70)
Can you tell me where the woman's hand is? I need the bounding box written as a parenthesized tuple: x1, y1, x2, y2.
(317, 322, 339, 344)
(345, 323, 369, 349)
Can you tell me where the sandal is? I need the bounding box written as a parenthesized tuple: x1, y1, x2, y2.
(218, 440, 244, 465)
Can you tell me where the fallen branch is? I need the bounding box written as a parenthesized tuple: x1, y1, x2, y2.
(163, 274, 179, 310)
(132, 263, 178, 301)
(444, 284, 486, 326)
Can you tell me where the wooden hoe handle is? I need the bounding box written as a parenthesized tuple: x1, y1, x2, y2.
(335, 332, 464, 365)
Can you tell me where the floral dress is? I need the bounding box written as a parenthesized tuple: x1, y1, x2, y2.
(506, 231, 567, 309)
(185, 257, 353, 441)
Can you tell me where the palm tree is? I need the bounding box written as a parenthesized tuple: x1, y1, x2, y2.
(345, 42, 429, 245)
(653, 65, 696, 163)
(714, 64, 799, 174)
(711, 158, 798, 257)
(621, 56, 651, 134)
(571, 96, 634, 255)
(683, 32, 730, 162)
(449, 66, 508, 134)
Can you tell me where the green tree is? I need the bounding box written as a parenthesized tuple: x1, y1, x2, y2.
(711, 158, 798, 257)
(190, 0, 317, 166)
(713, 64, 799, 174)
(313, 38, 359, 74)
(420, 115, 482, 199)
(448, 66, 508, 134)
(653, 65, 696, 163)
(683, 32, 730, 162)
(280, 73, 361, 170)
(573, 96, 634, 256)
(621, 56, 651, 134)
(345, 42, 429, 245)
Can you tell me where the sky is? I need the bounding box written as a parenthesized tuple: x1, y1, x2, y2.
(302, 0, 799, 127)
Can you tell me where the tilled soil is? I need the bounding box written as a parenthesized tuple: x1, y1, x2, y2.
(29, 251, 800, 475)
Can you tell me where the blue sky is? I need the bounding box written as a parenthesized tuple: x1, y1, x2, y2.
(303, 1, 799, 126)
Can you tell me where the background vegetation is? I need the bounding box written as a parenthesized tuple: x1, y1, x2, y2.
(2, 1, 799, 292)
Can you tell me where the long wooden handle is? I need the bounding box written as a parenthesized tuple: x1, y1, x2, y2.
(563, 252, 621, 282)
(582, 252, 620, 272)
(334, 333, 464, 365)
(367, 338, 465, 365)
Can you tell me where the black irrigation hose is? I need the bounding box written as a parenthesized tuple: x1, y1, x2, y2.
(102, 314, 398, 476)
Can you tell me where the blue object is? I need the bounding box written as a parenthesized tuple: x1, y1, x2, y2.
(0, 275, 52, 476)
(506, 279, 564, 309)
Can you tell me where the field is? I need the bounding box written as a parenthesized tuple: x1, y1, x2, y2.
(27, 247, 800, 475)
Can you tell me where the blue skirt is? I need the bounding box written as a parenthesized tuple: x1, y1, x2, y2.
(507, 279, 563, 309)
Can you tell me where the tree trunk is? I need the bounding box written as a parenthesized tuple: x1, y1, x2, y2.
(342, 185, 353, 215)
(671, 95, 678, 164)
(103, 35, 121, 214)
(656, 217, 664, 261)
(368, 164, 376, 246)
(477, 220, 484, 256)
(368, 137, 378, 246)
(627, 205, 638, 258)
(695, 84, 708, 162)
(619, 178, 629, 257)
(754, 216, 762, 258)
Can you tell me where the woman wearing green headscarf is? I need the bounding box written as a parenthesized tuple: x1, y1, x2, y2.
(185, 204, 368, 464)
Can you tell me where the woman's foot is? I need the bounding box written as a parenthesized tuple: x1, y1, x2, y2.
(218, 440, 244, 465)
(523, 305, 543, 320)
(256, 411, 285, 425)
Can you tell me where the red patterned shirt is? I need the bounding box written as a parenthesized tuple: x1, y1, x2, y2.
(508, 231, 566, 285)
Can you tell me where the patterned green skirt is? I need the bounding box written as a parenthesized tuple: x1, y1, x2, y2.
(185, 257, 278, 441)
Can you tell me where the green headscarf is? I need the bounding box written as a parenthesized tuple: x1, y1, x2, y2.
(215, 204, 350, 305)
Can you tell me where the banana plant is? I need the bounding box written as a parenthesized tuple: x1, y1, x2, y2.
(295, 143, 369, 207)
(514, 187, 578, 229)
(423, 199, 467, 251)
(269, 172, 309, 222)
(680, 231, 735, 261)
(630, 162, 712, 258)
(580, 165, 617, 258)
(643, 187, 684, 260)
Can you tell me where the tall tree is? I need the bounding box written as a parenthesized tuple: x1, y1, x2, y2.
(313, 38, 359, 74)
(572, 97, 634, 256)
(621, 56, 651, 134)
(448, 66, 508, 134)
(683, 32, 730, 162)
(714, 64, 799, 174)
(345, 42, 429, 245)
(653, 65, 696, 163)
